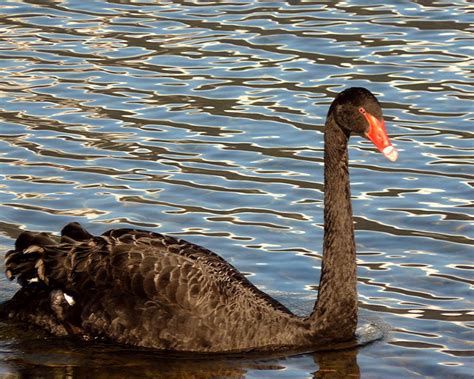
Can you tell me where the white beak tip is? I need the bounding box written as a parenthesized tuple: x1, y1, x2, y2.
(382, 146, 398, 162)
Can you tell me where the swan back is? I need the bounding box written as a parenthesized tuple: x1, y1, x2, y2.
(5, 224, 306, 352)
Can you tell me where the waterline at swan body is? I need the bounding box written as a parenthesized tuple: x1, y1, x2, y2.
(3, 87, 398, 353)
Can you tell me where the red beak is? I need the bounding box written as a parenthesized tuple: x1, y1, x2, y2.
(362, 111, 398, 162)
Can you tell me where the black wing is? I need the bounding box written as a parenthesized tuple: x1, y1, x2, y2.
(5, 223, 297, 351)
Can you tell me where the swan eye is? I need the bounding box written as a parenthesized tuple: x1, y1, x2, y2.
(358, 107, 366, 114)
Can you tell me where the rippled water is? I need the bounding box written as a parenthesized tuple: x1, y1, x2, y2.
(0, 1, 472, 377)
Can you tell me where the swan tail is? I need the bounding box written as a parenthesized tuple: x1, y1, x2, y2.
(5, 222, 94, 288)
(5, 231, 58, 286)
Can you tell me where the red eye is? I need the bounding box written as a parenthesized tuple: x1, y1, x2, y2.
(359, 107, 366, 114)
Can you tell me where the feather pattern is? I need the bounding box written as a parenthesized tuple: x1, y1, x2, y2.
(5, 224, 311, 352)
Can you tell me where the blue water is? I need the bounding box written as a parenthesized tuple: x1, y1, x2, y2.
(0, 1, 472, 377)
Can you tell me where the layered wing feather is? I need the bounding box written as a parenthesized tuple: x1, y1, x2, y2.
(4, 223, 300, 352)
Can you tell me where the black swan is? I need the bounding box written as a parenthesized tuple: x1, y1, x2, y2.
(3, 87, 397, 353)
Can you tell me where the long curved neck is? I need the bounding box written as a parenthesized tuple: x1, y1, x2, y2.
(309, 114, 358, 340)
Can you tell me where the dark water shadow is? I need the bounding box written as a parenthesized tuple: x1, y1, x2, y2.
(0, 320, 383, 378)
(2, 339, 360, 379)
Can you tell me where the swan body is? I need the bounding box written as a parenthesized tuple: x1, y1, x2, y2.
(3, 88, 397, 353)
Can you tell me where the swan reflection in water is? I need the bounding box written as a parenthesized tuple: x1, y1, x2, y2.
(2, 326, 363, 378)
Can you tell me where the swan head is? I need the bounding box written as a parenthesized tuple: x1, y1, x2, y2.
(329, 87, 398, 162)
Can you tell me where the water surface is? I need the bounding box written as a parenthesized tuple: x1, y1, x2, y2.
(0, 1, 472, 377)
